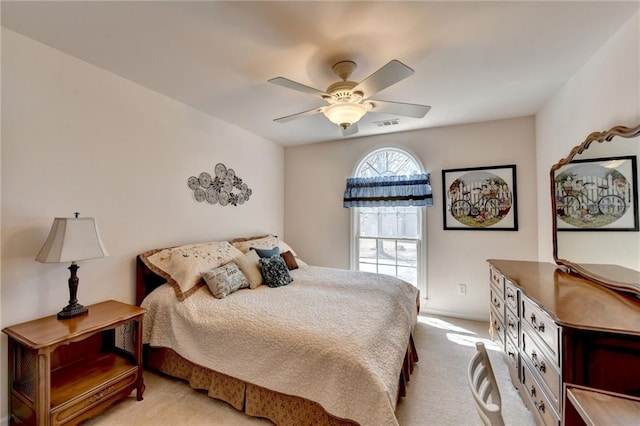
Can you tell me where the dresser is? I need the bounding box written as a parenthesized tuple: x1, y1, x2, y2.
(488, 259, 640, 426)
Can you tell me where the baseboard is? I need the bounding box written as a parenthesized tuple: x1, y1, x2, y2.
(419, 306, 488, 322)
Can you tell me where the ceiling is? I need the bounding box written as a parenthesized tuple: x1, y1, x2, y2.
(2, 1, 638, 146)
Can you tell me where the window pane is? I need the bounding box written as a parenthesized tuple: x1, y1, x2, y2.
(378, 240, 397, 265)
(378, 264, 397, 277)
(359, 263, 377, 273)
(397, 267, 417, 285)
(380, 213, 398, 237)
(358, 238, 377, 263)
(397, 241, 417, 266)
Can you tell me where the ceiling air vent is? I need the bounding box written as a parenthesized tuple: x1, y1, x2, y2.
(374, 118, 400, 128)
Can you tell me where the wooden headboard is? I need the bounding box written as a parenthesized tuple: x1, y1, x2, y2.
(135, 255, 167, 306)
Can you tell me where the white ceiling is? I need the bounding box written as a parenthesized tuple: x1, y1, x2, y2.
(2, 1, 638, 146)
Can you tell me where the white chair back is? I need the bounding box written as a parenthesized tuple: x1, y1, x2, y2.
(467, 342, 505, 426)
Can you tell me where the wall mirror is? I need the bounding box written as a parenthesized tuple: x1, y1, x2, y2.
(551, 123, 640, 296)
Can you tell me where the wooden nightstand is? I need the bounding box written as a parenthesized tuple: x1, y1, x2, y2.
(2, 300, 145, 426)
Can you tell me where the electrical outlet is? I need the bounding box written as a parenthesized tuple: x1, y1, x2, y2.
(458, 284, 467, 295)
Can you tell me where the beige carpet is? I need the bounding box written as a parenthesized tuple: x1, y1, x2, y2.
(84, 314, 534, 425)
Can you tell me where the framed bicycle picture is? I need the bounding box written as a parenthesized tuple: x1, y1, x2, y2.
(554, 155, 638, 231)
(442, 164, 518, 231)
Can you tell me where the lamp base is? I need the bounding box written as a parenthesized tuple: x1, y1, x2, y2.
(57, 303, 88, 319)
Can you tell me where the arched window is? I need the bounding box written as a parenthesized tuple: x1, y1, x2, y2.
(349, 147, 427, 293)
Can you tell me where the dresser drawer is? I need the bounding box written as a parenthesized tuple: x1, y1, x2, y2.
(489, 266, 505, 299)
(490, 309, 505, 350)
(505, 337, 520, 382)
(505, 308, 519, 344)
(521, 297, 560, 364)
(521, 329, 560, 410)
(490, 287, 504, 322)
(505, 279, 519, 315)
(521, 362, 560, 426)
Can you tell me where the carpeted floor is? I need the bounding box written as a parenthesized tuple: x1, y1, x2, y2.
(84, 313, 534, 425)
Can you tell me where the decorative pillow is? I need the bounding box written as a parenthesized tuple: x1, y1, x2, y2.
(202, 262, 249, 299)
(145, 241, 243, 301)
(252, 246, 280, 258)
(280, 251, 299, 270)
(232, 250, 263, 289)
(259, 256, 293, 288)
(277, 239, 297, 257)
(232, 235, 278, 254)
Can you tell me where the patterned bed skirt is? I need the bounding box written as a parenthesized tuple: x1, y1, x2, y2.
(145, 333, 418, 426)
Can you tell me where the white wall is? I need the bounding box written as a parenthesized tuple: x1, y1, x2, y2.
(0, 28, 284, 422)
(536, 12, 640, 266)
(285, 117, 538, 321)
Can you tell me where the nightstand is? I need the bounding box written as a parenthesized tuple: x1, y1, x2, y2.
(2, 300, 145, 426)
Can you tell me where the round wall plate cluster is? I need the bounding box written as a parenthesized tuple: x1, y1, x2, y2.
(188, 163, 252, 206)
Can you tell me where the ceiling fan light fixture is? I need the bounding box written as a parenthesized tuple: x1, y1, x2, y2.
(323, 103, 369, 129)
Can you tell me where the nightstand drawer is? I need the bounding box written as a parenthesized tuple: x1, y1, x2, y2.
(52, 369, 138, 425)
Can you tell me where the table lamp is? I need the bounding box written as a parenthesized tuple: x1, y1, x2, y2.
(35, 213, 108, 319)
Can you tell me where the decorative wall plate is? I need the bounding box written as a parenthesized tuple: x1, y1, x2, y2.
(188, 163, 252, 206)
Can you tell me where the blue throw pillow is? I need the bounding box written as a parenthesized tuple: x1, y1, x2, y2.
(258, 255, 293, 288)
(252, 246, 280, 258)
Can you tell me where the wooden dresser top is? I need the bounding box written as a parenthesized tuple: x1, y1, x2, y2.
(488, 259, 640, 336)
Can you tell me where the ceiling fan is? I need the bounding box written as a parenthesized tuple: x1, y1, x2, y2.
(268, 59, 431, 136)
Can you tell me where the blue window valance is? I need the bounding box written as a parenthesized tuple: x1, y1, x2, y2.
(343, 173, 433, 208)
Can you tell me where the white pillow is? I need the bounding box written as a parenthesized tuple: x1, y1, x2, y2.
(232, 250, 263, 289)
(145, 241, 243, 301)
(232, 235, 278, 254)
(203, 262, 249, 299)
(278, 239, 297, 257)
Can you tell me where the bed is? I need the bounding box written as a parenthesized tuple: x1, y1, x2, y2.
(136, 235, 420, 426)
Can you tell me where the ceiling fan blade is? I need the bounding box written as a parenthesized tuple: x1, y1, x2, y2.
(353, 60, 415, 99)
(273, 106, 325, 123)
(369, 100, 431, 118)
(342, 122, 359, 136)
(268, 77, 328, 97)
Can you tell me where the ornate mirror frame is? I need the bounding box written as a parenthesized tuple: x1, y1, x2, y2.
(550, 123, 640, 296)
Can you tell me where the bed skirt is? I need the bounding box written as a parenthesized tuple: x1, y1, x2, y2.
(145, 333, 418, 426)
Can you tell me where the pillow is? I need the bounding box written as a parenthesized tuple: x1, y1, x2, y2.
(232, 250, 263, 289)
(145, 241, 243, 301)
(252, 246, 280, 258)
(232, 235, 279, 254)
(277, 239, 297, 257)
(280, 251, 299, 270)
(202, 262, 249, 299)
(259, 256, 293, 288)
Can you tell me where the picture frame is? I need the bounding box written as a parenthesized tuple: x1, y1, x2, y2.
(554, 155, 638, 231)
(442, 164, 518, 231)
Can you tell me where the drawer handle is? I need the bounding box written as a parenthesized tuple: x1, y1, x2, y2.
(493, 298, 501, 309)
(507, 292, 514, 300)
(532, 352, 546, 373)
(493, 321, 501, 333)
(508, 320, 516, 330)
(530, 386, 536, 398)
(507, 350, 516, 359)
(530, 314, 545, 332)
(88, 385, 115, 404)
(534, 400, 546, 413)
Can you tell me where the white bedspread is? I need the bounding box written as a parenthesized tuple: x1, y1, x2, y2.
(142, 265, 419, 426)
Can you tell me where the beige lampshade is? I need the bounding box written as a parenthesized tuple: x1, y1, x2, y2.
(35, 217, 108, 263)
